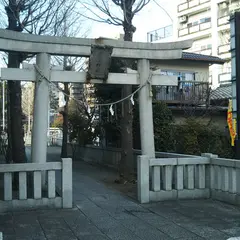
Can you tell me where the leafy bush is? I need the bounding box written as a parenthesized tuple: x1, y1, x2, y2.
(68, 100, 97, 146)
(51, 114, 63, 128)
(133, 101, 234, 158)
(133, 101, 174, 152)
(153, 102, 175, 152)
(174, 118, 234, 158)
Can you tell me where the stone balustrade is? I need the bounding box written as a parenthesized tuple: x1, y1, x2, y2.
(68, 144, 200, 171)
(0, 158, 72, 212)
(209, 155, 240, 205)
(139, 153, 240, 204)
(74, 145, 240, 205)
(138, 155, 210, 203)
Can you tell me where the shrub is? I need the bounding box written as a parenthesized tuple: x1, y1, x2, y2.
(173, 118, 234, 158)
(153, 101, 175, 152)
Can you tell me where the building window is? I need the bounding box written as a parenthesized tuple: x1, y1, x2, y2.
(207, 44, 212, 49)
(200, 44, 212, 50)
(200, 17, 211, 23)
(192, 21, 199, 26)
(186, 17, 211, 29)
(187, 21, 198, 28)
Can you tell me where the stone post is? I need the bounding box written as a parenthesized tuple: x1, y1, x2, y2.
(137, 155, 150, 203)
(138, 59, 158, 191)
(31, 53, 50, 183)
(62, 158, 73, 208)
(201, 153, 218, 191)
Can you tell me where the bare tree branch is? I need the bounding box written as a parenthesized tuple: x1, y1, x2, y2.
(81, 0, 150, 30)
(80, 1, 122, 26)
(0, 0, 86, 36)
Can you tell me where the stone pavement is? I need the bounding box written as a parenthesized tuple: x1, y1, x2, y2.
(1, 147, 240, 240)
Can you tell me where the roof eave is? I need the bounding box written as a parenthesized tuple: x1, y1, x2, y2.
(180, 59, 225, 65)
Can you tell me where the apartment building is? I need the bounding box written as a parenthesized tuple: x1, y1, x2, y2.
(147, 0, 240, 87)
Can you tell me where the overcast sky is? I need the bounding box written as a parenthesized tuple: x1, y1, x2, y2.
(87, 0, 177, 42)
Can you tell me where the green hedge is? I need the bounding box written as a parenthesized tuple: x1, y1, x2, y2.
(173, 118, 234, 158)
(133, 101, 234, 159)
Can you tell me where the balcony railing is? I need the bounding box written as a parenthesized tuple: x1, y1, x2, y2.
(155, 81, 209, 104)
(178, 22, 211, 37)
(191, 47, 212, 55)
(218, 44, 230, 54)
(218, 73, 231, 84)
(218, 15, 230, 26)
(147, 25, 173, 42)
(178, 0, 210, 12)
(218, 44, 231, 59)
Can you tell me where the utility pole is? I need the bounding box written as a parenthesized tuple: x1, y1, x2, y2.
(61, 8, 69, 157)
(27, 85, 31, 135)
(47, 93, 50, 146)
(230, 12, 240, 158)
(2, 81, 5, 131)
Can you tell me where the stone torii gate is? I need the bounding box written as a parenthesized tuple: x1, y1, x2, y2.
(0, 29, 193, 200)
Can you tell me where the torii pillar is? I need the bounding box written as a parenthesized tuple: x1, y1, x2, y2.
(31, 53, 50, 182)
(138, 59, 158, 193)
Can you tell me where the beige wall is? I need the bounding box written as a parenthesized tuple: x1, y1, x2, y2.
(151, 60, 210, 83)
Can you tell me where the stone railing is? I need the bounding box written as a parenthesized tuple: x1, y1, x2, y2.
(72, 145, 122, 169)
(69, 144, 200, 170)
(210, 156, 240, 205)
(72, 145, 240, 205)
(138, 153, 240, 204)
(138, 155, 210, 203)
(0, 158, 72, 212)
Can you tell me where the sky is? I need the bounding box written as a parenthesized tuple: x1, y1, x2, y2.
(86, 0, 177, 42)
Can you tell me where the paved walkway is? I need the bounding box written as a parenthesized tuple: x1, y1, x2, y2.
(1, 147, 240, 240)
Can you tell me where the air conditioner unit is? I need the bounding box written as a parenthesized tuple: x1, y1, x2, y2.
(179, 15, 188, 23)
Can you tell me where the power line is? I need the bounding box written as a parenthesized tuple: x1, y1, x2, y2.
(152, 0, 173, 23)
(34, 64, 153, 116)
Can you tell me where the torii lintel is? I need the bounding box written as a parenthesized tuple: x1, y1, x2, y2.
(0, 29, 193, 60)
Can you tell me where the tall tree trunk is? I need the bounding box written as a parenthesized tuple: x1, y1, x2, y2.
(6, 0, 25, 164)
(8, 83, 25, 164)
(119, 21, 134, 181)
(6, 82, 12, 163)
(61, 82, 69, 158)
(120, 84, 133, 179)
(61, 56, 70, 158)
(8, 54, 25, 164)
